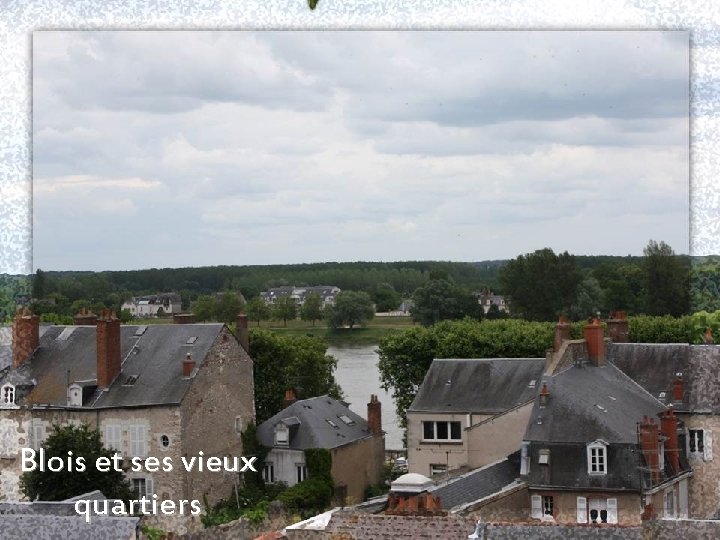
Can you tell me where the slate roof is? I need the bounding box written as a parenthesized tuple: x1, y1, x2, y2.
(429, 452, 521, 510)
(257, 395, 375, 451)
(408, 359, 545, 414)
(2, 323, 224, 408)
(608, 342, 690, 411)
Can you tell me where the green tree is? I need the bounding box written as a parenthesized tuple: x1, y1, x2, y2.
(118, 309, 133, 324)
(498, 248, 582, 321)
(300, 293, 324, 326)
(20, 424, 134, 502)
(273, 296, 298, 327)
(326, 291, 375, 329)
(642, 240, 690, 317)
(32, 269, 47, 300)
(193, 294, 217, 322)
(372, 283, 402, 313)
(215, 292, 245, 324)
(410, 278, 480, 326)
(249, 330, 342, 423)
(569, 276, 606, 320)
(246, 297, 271, 326)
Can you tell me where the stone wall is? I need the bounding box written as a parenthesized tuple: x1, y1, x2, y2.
(466, 484, 529, 522)
(331, 434, 385, 505)
(641, 518, 720, 540)
(467, 403, 533, 469)
(546, 340, 588, 375)
(180, 325, 255, 507)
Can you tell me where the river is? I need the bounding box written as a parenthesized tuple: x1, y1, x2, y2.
(328, 344, 404, 450)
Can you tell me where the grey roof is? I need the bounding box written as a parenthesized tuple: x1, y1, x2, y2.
(608, 342, 690, 411)
(687, 345, 720, 414)
(3, 323, 224, 408)
(257, 395, 375, 450)
(429, 453, 521, 510)
(524, 362, 665, 444)
(408, 359, 545, 414)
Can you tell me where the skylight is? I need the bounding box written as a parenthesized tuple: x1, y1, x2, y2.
(326, 419, 338, 428)
(186, 336, 198, 344)
(123, 375, 139, 386)
(338, 415, 355, 425)
(134, 326, 147, 336)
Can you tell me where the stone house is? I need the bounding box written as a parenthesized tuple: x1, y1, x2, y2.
(0, 308, 255, 534)
(259, 286, 341, 308)
(257, 392, 385, 505)
(121, 292, 183, 317)
(406, 358, 545, 476)
(473, 291, 509, 314)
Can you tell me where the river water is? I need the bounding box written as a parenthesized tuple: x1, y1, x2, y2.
(328, 344, 404, 450)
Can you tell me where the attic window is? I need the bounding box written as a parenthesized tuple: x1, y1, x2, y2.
(123, 375, 139, 386)
(587, 441, 608, 475)
(338, 415, 355, 425)
(538, 449, 550, 465)
(1, 384, 16, 406)
(186, 336, 198, 345)
(528, 379, 537, 388)
(326, 419, 339, 429)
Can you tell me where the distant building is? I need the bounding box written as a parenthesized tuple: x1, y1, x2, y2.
(0, 308, 255, 534)
(473, 291, 509, 314)
(260, 286, 340, 308)
(121, 293, 182, 317)
(257, 392, 385, 505)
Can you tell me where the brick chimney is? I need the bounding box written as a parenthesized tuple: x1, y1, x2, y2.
(538, 383, 550, 407)
(704, 327, 714, 345)
(639, 415, 661, 484)
(182, 353, 196, 377)
(96, 309, 121, 390)
(606, 311, 629, 343)
(173, 313, 196, 324)
(554, 316, 571, 352)
(672, 374, 684, 403)
(74, 308, 98, 326)
(12, 307, 39, 368)
(283, 388, 297, 409)
(236, 313, 249, 352)
(584, 318, 605, 366)
(367, 394, 382, 436)
(660, 407, 680, 475)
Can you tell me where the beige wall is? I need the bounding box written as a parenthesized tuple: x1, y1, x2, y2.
(180, 326, 255, 507)
(467, 403, 533, 469)
(407, 412, 491, 475)
(467, 485, 530, 522)
(682, 413, 720, 519)
(524, 491, 642, 525)
(331, 433, 385, 505)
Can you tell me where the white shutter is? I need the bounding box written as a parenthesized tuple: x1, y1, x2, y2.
(704, 430, 713, 461)
(31, 423, 45, 450)
(130, 425, 147, 457)
(678, 479, 689, 519)
(145, 477, 154, 497)
(531, 495, 542, 518)
(606, 498, 618, 524)
(576, 496, 587, 523)
(104, 424, 121, 451)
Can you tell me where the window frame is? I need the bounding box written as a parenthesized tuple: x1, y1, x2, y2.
(420, 420, 463, 442)
(263, 462, 275, 483)
(1, 384, 16, 407)
(132, 477, 154, 499)
(587, 441, 608, 475)
(296, 463, 308, 483)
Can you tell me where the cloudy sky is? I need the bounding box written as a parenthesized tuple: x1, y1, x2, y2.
(32, 31, 689, 271)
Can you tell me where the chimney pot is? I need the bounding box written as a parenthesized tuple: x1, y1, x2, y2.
(606, 311, 629, 343)
(12, 308, 40, 368)
(367, 394, 382, 436)
(704, 327, 714, 344)
(96, 310, 121, 389)
(283, 388, 297, 409)
(236, 313, 249, 352)
(539, 382, 550, 406)
(173, 313, 196, 324)
(182, 353, 196, 377)
(584, 319, 605, 366)
(672, 375, 684, 403)
(554, 318, 571, 352)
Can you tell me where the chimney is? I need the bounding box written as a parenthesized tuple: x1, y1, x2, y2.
(704, 327, 714, 345)
(660, 407, 680, 475)
(96, 309, 121, 390)
(173, 313, 196, 324)
(236, 313, 249, 352)
(74, 308, 98, 326)
(283, 388, 297, 409)
(639, 415, 661, 484)
(554, 316, 571, 352)
(606, 311, 629, 343)
(12, 307, 40, 368)
(584, 318, 605, 366)
(538, 383, 550, 407)
(672, 374, 684, 403)
(367, 394, 382, 436)
(182, 353, 196, 377)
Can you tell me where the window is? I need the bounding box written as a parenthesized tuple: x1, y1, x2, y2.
(664, 488, 676, 518)
(132, 477, 154, 499)
(104, 424, 122, 451)
(30, 421, 46, 450)
(579, 497, 618, 524)
(688, 428, 713, 461)
(263, 463, 275, 483)
(689, 429, 704, 454)
(159, 435, 170, 448)
(129, 425, 147, 457)
(421, 421, 462, 442)
(430, 464, 448, 476)
(338, 415, 355, 425)
(296, 464, 308, 483)
(538, 449, 550, 465)
(1, 384, 15, 406)
(587, 441, 607, 475)
(275, 424, 289, 446)
(542, 496, 554, 517)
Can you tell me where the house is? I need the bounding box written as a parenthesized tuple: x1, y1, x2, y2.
(257, 392, 384, 505)
(259, 286, 341, 308)
(473, 291, 509, 314)
(406, 358, 545, 476)
(121, 292, 182, 317)
(0, 308, 255, 534)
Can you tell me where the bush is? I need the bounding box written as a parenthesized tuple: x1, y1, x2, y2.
(277, 477, 334, 515)
(628, 315, 693, 343)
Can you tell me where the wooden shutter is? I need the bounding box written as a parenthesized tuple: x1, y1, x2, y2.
(531, 495, 542, 518)
(145, 477, 154, 497)
(606, 498, 618, 524)
(704, 430, 713, 461)
(576, 496, 587, 523)
(104, 424, 121, 451)
(129, 425, 147, 457)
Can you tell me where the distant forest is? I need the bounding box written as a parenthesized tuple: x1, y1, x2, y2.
(1, 252, 718, 323)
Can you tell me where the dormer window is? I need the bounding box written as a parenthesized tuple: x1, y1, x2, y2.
(67, 384, 83, 407)
(275, 423, 289, 446)
(1, 384, 16, 407)
(587, 440, 608, 475)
